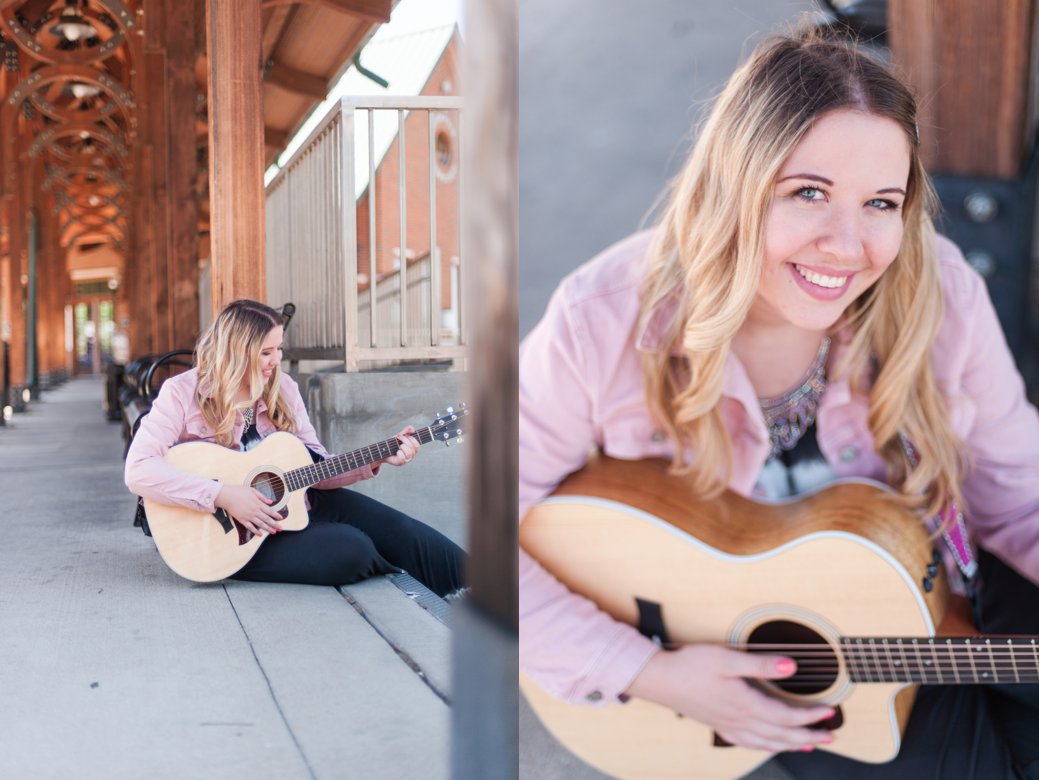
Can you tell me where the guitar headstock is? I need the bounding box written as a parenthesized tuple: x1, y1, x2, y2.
(429, 403, 469, 446)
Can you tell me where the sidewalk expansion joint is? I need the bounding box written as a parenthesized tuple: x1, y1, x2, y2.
(223, 584, 319, 780)
(336, 585, 451, 707)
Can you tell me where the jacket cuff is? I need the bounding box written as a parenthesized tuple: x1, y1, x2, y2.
(200, 479, 223, 513)
(564, 624, 660, 706)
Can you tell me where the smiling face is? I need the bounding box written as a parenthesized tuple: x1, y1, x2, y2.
(749, 109, 912, 334)
(257, 325, 284, 382)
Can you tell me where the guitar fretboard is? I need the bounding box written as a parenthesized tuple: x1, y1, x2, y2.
(282, 425, 440, 491)
(841, 636, 1039, 684)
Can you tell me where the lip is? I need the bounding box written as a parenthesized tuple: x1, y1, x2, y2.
(789, 262, 853, 301)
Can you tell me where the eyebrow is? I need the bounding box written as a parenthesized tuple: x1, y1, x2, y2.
(778, 172, 907, 196)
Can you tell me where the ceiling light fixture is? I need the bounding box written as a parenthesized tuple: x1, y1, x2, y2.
(69, 82, 101, 100)
(49, 1, 97, 43)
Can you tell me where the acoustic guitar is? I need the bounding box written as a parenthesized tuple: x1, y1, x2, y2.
(520, 454, 1038, 780)
(144, 405, 467, 583)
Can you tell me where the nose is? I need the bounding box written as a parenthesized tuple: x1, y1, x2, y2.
(815, 206, 864, 264)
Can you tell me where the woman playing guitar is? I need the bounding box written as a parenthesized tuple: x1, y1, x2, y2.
(520, 26, 1039, 779)
(126, 299, 465, 596)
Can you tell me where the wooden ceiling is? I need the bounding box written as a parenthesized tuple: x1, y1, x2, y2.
(261, 0, 391, 165)
(0, 0, 390, 256)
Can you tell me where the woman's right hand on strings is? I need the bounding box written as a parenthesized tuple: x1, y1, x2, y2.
(214, 484, 283, 536)
(623, 644, 835, 753)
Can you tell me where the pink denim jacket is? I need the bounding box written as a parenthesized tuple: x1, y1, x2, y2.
(124, 368, 376, 513)
(519, 230, 1039, 706)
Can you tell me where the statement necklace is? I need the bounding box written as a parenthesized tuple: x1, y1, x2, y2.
(759, 337, 830, 460)
(241, 406, 255, 427)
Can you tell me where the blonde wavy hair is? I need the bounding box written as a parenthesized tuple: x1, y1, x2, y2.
(641, 27, 965, 518)
(194, 299, 296, 447)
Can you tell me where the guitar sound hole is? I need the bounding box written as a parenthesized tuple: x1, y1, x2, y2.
(746, 620, 837, 695)
(250, 472, 286, 505)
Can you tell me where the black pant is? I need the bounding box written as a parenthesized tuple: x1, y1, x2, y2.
(769, 547, 1039, 780)
(231, 487, 465, 597)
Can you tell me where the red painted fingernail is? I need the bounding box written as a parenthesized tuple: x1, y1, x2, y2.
(801, 746, 814, 753)
(776, 659, 796, 675)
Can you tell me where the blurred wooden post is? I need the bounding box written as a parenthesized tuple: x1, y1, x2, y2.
(889, 0, 1038, 178)
(206, 0, 266, 312)
(165, 0, 201, 347)
(6, 151, 25, 391)
(452, 0, 518, 777)
(889, 0, 1039, 390)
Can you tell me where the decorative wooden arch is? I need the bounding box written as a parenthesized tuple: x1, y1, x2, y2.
(62, 224, 125, 248)
(7, 63, 134, 126)
(0, 0, 136, 66)
(28, 121, 128, 159)
(43, 164, 126, 192)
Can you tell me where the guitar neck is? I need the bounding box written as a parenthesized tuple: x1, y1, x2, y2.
(282, 425, 438, 491)
(840, 636, 1039, 684)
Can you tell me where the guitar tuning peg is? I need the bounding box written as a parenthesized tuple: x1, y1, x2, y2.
(435, 409, 442, 418)
(447, 406, 454, 413)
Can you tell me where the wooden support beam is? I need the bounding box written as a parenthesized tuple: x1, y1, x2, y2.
(452, 1, 518, 776)
(265, 61, 328, 100)
(462, 0, 517, 628)
(144, 49, 171, 351)
(166, 0, 201, 350)
(317, 0, 391, 23)
(264, 125, 289, 150)
(260, 0, 390, 24)
(36, 192, 64, 378)
(889, 0, 1039, 178)
(261, 3, 294, 63)
(7, 148, 27, 388)
(206, 0, 266, 310)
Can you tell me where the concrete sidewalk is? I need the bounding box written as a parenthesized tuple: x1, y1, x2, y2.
(0, 377, 454, 780)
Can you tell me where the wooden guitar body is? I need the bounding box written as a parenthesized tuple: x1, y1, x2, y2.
(520, 455, 950, 780)
(143, 431, 314, 583)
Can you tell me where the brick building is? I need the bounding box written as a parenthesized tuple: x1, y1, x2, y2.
(351, 26, 461, 337)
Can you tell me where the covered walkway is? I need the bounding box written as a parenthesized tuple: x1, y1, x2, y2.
(1, 378, 453, 779)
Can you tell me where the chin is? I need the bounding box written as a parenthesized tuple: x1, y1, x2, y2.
(783, 307, 847, 334)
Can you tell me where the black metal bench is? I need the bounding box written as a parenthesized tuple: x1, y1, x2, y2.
(120, 350, 194, 456)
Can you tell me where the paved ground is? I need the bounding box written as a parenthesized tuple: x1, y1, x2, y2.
(0, 377, 455, 780)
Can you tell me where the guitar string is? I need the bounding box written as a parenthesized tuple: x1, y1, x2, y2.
(752, 672, 1039, 678)
(646, 641, 1038, 681)
(238, 420, 458, 495)
(660, 642, 1038, 652)
(654, 642, 1039, 664)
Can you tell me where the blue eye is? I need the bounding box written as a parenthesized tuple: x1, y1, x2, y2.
(794, 186, 826, 202)
(867, 198, 902, 211)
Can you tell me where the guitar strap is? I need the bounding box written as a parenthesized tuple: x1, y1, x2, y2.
(898, 433, 978, 585)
